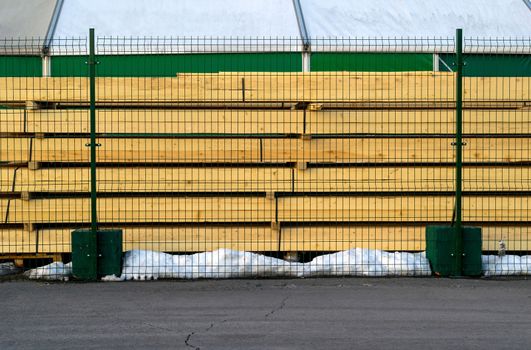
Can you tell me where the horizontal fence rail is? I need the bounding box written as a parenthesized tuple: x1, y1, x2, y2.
(0, 34, 530, 279)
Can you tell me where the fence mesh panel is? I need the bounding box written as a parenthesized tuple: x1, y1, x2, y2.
(0, 35, 529, 279)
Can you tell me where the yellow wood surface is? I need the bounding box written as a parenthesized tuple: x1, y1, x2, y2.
(7, 197, 276, 224)
(280, 225, 531, 252)
(5, 195, 530, 224)
(0, 109, 523, 135)
(12, 225, 529, 254)
(0, 229, 36, 253)
(277, 196, 531, 223)
(25, 137, 530, 164)
(262, 138, 530, 163)
(16, 167, 293, 192)
(13, 166, 530, 193)
(1, 74, 528, 103)
(38, 226, 280, 253)
(0, 110, 25, 133)
(0, 138, 30, 162)
(20, 109, 304, 134)
(294, 166, 531, 192)
(306, 109, 531, 135)
(0, 168, 15, 192)
(31, 138, 262, 163)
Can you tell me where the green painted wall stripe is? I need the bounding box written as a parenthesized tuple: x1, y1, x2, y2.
(439, 54, 531, 77)
(51, 53, 302, 77)
(0, 56, 42, 77)
(311, 53, 433, 71)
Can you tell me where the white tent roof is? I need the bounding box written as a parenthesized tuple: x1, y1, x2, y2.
(301, 0, 531, 38)
(54, 0, 301, 38)
(1, 0, 530, 54)
(0, 0, 56, 39)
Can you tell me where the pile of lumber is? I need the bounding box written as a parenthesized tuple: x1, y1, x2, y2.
(0, 72, 530, 256)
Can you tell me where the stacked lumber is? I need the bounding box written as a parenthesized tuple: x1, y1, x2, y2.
(1, 72, 530, 256)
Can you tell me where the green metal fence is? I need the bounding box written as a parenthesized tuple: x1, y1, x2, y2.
(0, 30, 530, 279)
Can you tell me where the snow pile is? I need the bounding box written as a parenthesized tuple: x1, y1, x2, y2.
(482, 255, 531, 277)
(24, 249, 531, 281)
(25, 262, 72, 281)
(25, 248, 430, 281)
(0, 262, 21, 276)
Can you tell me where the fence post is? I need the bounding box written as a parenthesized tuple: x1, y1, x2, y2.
(88, 28, 98, 233)
(454, 28, 464, 275)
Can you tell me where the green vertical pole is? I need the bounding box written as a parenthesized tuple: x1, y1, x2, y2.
(454, 28, 464, 276)
(88, 28, 97, 233)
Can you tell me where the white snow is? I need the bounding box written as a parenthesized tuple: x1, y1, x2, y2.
(25, 262, 72, 281)
(0, 262, 20, 276)
(25, 249, 531, 281)
(482, 255, 531, 277)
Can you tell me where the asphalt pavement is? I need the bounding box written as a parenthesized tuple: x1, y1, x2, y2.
(0, 277, 530, 350)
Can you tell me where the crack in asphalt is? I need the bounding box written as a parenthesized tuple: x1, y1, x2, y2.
(265, 296, 289, 319)
(185, 319, 228, 350)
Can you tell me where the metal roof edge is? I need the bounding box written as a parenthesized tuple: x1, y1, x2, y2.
(43, 0, 65, 54)
(292, 0, 310, 50)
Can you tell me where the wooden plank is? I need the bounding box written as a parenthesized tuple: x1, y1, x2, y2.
(280, 226, 425, 251)
(16, 167, 293, 192)
(0, 168, 15, 192)
(277, 196, 531, 223)
(4, 108, 527, 135)
(32, 225, 531, 254)
(28, 137, 529, 164)
(294, 167, 531, 192)
(0, 109, 25, 133)
(0, 138, 30, 162)
(0, 199, 9, 222)
(6, 195, 529, 225)
(1, 74, 528, 103)
(263, 138, 530, 163)
(0, 229, 36, 253)
(32, 138, 261, 163)
(38, 226, 279, 253)
(306, 109, 531, 135)
(23, 109, 304, 134)
(279, 225, 531, 252)
(7, 197, 276, 224)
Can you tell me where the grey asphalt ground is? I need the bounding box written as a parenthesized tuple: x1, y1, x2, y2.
(0, 278, 530, 350)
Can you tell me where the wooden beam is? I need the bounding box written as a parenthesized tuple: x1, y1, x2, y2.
(306, 109, 531, 135)
(1, 74, 529, 103)
(5, 195, 531, 225)
(0, 110, 25, 133)
(32, 138, 262, 163)
(294, 166, 531, 192)
(7, 197, 276, 224)
(0, 168, 15, 192)
(21, 109, 304, 134)
(277, 196, 531, 223)
(38, 226, 280, 253)
(25, 136, 530, 164)
(16, 167, 293, 193)
(24, 225, 531, 254)
(279, 225, 531, 252)
(0, 138, 30, 162)
(0, 229, 37, 253)
(262, 138, 530, 163)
